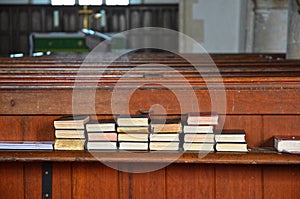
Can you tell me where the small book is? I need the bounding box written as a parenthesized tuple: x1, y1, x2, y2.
(54, 139, 85, 150)
(117, 115, 149, 127)
(149, 133, 180, 142)
(119, 142, 148, 150)
(186, 112, 218, 125)
(87, 132, 117, 142)
(215, 142, 248, 152)
(149, 142, 179, 151)
(151, 120, 182, 133)
(274, 136, 300, 153)
(118, 133, 149, 142)
(54, 115, 89, 129)
(0, 141, 53, 150)
(183, 125, 214, 134)
(86, 121, 116, 132)
(55, 129, 85, 139)
(117, 126, 149, 133)
(184, 134, 215, 143)
(214, 130, 246, 143)
(183, 142, 214, 151)
(86, 141, 117, 150)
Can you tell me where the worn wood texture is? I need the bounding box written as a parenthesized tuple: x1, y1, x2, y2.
(119, 163, 165, 199)
(24, 163, 42, 199)
(263, 165, 300, 199)
(72, 162, 119, 199)
(166, 164, 214, 199)
(215, 165, 262, 199)
(0, 163, 24, 199)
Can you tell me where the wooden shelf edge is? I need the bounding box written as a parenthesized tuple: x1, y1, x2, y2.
(0, 151, 299, 165)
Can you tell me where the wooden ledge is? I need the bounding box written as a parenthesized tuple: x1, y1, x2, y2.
(0, 149, 299, 165)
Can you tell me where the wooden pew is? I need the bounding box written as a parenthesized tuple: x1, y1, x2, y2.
(0, 54, 299, 199)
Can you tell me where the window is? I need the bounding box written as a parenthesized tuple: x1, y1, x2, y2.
(51, 0, 75, 5)
(79, 0, 103, 5)
(106, 0, 129, 5)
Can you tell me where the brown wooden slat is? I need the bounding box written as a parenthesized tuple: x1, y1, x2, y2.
(72, 162, 119, 199)
(119, 163, 165, 199)
(0, 163, 24, 199)
(0, 151, 299, 164)
(166, 164, 214, 199)
(24, 163, 42, 199)
(217, 115, 262, 147)
(216, 165, 262, 199)
(263, 116, 300, 146)
(263, 165, 300, 199)
(52, 163, 72, 199)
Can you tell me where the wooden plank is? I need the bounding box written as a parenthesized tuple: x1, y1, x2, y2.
(52, 163, 72, 199)
(72, 162, 119, 199)
(263, 116, 300, 146)
(1, 89, 300, 115)
(0, 116, 23, 140)
(166, 164, 214, 199)
(0, 163, 24, 199)
(119, 163, 165, 199)
(216, 165, 262, 199)
(263, 165, 300, 199)
(0, 151, 299, 164)
(24, 163, 42, 199)
(217, 115, 262, 148)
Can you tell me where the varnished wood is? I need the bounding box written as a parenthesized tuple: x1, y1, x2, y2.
(24, 163, 42, 199)
(215, 165, 262, 199)
(52, 163, 72, 199)
(166, 164, 214, 199)
(0, 150, 298, 164)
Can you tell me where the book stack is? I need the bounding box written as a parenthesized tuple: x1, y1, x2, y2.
(53, 115, 89, 150)
(117, 115, 149, 150)
(149, 119, 182, 151)
(215, 130, 248, 152)
(85, 120, 117, 150)
(183, 112, 218, 151)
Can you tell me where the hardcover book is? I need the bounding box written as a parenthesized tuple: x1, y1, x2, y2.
(274, 136, 300, 153)
(151, 120, 182, 133)
(117, 115, 149, 127)
(54, 139, 85, 150)
(183, 125, 214, 134)
(86, 141, 117, 150)
(184, 133, 215, 143)
(186, 112, 218, 125)
(149, 142, 179, 151)
(87, 132, 117, 142)
(183, 142, 214, 151)
(54, 115, 90, 129)
(118, 133, 149, 142)
(119, 142, 148, 150)
(86, 121, 116, 132)
(215, 142, 248, 152)
(149, 133, 180, 142)
(117, 126, 149, 133)
(214, 130, 246, 142)
(55, 129, 85, 139)
(0, 141, 53, 150)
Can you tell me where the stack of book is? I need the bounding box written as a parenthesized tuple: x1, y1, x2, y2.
(149, 119, 182, 151)
(215, 130, 248, 152)
(85, 120, 117, 150)
(53, 115, 89, 150)
(183, 112, 218, 151)
(117, 115, 149, 150)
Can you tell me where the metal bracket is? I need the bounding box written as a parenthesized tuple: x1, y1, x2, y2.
(42, 163, 52, 199)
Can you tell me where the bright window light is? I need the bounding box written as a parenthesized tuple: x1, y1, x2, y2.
(79, 0, 103, 5)
(51, 0, 75, 5)
(106, 0, 129, 5)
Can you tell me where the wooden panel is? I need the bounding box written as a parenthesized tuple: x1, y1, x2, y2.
(166, 164, 214, 199)
(0, 116, 23, 140)
(72, 162, 118, 199)
(52, 163, 72, 199)
(263, 165, 300, 199)
(216, 165, 262, 199)
(1, 89, 300, 115)
(24, 163, 42, 199)
(263, 115, 300, 146)
(217, 115, 262, 147)
(119, 163, 165, 199)
(23, 116, 58, 141)
(0, 163, 24, 199)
